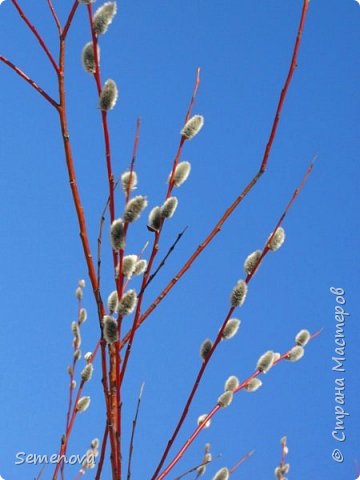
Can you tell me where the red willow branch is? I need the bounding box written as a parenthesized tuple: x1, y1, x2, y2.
(118, 68, 202, 389)
(229, 449, 256, 474)
(95, 420, 109, 480)
(47, 0, 62, 34)
(0, 55, 58, 108)
(156, 331, 320, 480)
(120, 0, 310, 350)
(151, 156, 314, 479)
(61, 1, 79, 41)
(10, 0, 59, 73)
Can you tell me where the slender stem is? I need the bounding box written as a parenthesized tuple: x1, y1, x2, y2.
(229, 449, 255, 474)
(0, 56, 58, 108)
(95, 421, 109, 480)
(120, 0, 311, 349)
(10, 0, 59, 73)
(62, 1, 79, 40)
(127, 383, 145, 480)
(47, 0, 62, 34)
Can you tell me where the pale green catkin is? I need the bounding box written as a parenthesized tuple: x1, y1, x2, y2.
(110, 219, 125, 250)
(107, 290, 118, 312)
(217, 391, 233, 407)
(123, 196, 148, 223)
(99, 79, 118, 111)
(81, 42, 99, 73)
(172, 161, 191, 187)
(91, 438, 100, 449)
(134, 259, 147, 276)
(256, 350, 275, 373)
(71, 321, 80, 339)
(286, 345, 305, 362)
(74, 350, 81, 361)
(244, 378, 262, 392)
(243, 249, 262, 275)
(200, 338, 213, 361)
(268, 227, 286, 252)
(224, 375, 239, 392)
(212, 467, 229, 480)
(117, 290, 137, 316)
(147, 206, 162, 232)
(81, 363, 94, 382)
(103, 316, 118, 344)
(161, 196, 178, 218)
(180, 114, 204, 140)
(122, 255, 137, 278)
(84, 352, 92, 361)
(77, 396, 91, 412)
(121, 170, 138, 192)
(78, 279, 86, 288)
(79, 307, 87, 324)
(222, 318, 241, 340)
(295, 329, 311, 346)
(230, 279, 248, 307)
(93, 2, 117, 35)
(75, 286, 83, 300)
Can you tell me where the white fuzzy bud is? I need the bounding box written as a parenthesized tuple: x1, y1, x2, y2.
(110, 219, 125, 250)
(295, 329, 311, 347)
(212, 467, 229, 480)
(171, 161, 191, 187)
(161, 196, 178, 218)
(107, 290, 118, 313)
(84, 352, 92, 362)
(81, 42, 100, 73)
(268, 227, 286, 252)
(93, 2, 117, 35)
(197, 414, 211, 428)
(200, 338, 213, 361)
(81, 363, 94, 382)
(75, 286, 83, 300)
(124, 196, 148, 223)
(257, 350, 275, 373)
(222, 318, 241, 340)
(134, 259, 147, 276)
(122, 255, 138, 279)
(244, 249, 262, 275)
(121, 171, 138, 192)
(181, 115, 204, 140)
(147, 206, 162, 232)
(79, 308, 87, 324)
(103, 315, 118, 344)
(117, 290, 137, 316)
(287, 345, 305, 362)
(244, 378, 262, 392)
(230, 279, 248, 307)
(224, 375, 239, 392)
(77, 396, 91, 412)
(99, 79, 118, 111)
(217, 391, 233, 408)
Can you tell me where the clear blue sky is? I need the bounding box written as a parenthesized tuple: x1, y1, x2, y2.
(0, 1, 359, 479)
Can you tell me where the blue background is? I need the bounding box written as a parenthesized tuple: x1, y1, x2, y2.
(0, 1, 359, 479)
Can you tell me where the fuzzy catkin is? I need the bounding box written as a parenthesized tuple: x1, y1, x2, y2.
(103, 316, 118, 344)
(230, 279, 248, 307)
(121, 170, 138, 192)
(172, 161, 191, 187)
(244, 249, 262, 275)
(161, 196, 178, 218)
(93, 2, 117, 35)
(134, 259, 147, 276)
(257, 350, 275, 373)
(244, 378, 262, 392)
(77, 396, 91, 412)
(200, 339, 213, 361)
(217, 391, 233, 408)
(147, 206, 162, 232)
(122, 255, 137, 278)
(81, 42, 99, 73)
(81, 363, 94, 382)
(287, 345, 305, 362)
(117, 290, 137, 316)
(99, 79, 118, 111)
(197, 414, 211, 428)
(110, 219, 125, 250)
(212, 467, 229, 480)
(124, 196, 148, 223)
(222, 318, 241, 340)
(224, 375, 239, 392)
(295, 329, 311, 346)
(107, 290, 118, 312)
(79, 308, 87, 324)
(268, 227, 286, 251)
(180, 114, 204, 140)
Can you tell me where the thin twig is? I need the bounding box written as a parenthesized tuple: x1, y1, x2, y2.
(127, 383, 145, 480)
(156, 330, 321, 479)
(229, 449, 255, 474)
(95, 421, 109, 480)
(0, 56, 58, 108)
(141, 226, 188, 295)
(10, 0, 59, 73)
(61, 1, 79, 40)
(47, 0, 62, 34)
(120, 0, 311, 350)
